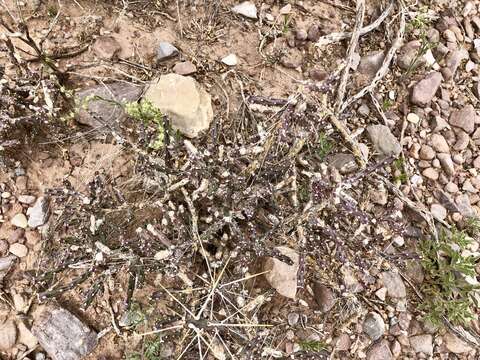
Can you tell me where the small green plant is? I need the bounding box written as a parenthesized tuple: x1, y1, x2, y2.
(392, 158, 407, 184)
(47, 5, 58, 17)
(419, 226, 480, 327)
(126, 337, 163, 360)
(465, 217, 480, 237)
(281, 14, 292, 34)
(124, 100, 165, 150)
(382, 98, 394, 111)
(299, 340, 327, 352)
(315, 132, 333, 161)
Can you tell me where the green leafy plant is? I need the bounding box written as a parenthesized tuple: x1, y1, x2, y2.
(124, 100, 165, 150)
(392, 158, 407, 184)
(126, 336, 163, 360)
(419, 226, 480, 327)
(315, 132, 333, 161)
(299, 340, 327, 352)
(382, 98, 394, 111)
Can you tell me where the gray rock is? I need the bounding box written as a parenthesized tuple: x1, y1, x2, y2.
(263, 246, 299, 299)
(411, 72, 443, 107)
(358, 104, 370, 117)
(419, 145, 435, 160)
(328, 153, 358, 174)
(75, 82, 144, 128)
(431, 203, 447, 220)
(405, 260, 424, 284)
(231, 1, 257, 19)
(27, 197, 50, 228)
(157, 42, 179, 62)
(287, 313, 299, 326)
(32, 307, 97, 360)
(313, 282, 336, 312)
(437, 153, 455, 176)
(456, 194, 476, 217)
(410, 334, 433, 355)
(430, 134, 450, 153)
(144, 74, 213, 138)
(449, 105, 476, 133)
(363, 312, 385, 341)
(381, 271, 406, 298)
(0, 320, 17, 350)
(366, 340, 393, 360)
(397, 40, 424, 70)
(367, 125, 402, 157)
(358, 51, 385, 78)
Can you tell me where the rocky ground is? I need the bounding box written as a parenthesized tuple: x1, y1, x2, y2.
(1, 0, 480, 359)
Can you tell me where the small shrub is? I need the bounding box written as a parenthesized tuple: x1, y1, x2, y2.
(419, 226, 480, 326)
(315, 132, 333, 161)
(299, 340, 327, 352)
(124, 100, 165, 150)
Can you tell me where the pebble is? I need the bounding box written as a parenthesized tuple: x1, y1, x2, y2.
(231, 1, 257, 19)
(446, 182, 459, 193)
(313, 282, 336, 312)
(411, 72, 443, 107)
(358, 104, 370, 117)
(358, 51, 385, 78)
(375, 287, 387, 301)
(11, 213, 28, 229)
(397, 40, 423, 70)
(419, 145, 435, 160)
(410, 334, 433, 355)
(431, 203, 447, 220)
(367, 125, 402, 157)
(307, 24, 320, 42)
(449, 105, 476, 133)
(309, 68, 328, 81)
(17, 195, 36, 205)
(221, 54, 238, 66)
(173, 61, 197, 75)
(407, 112, 420, 124)
(287, 313, 299, 326)
(437, 153, 455, 176)
(381, 271, 406, 298)
(473, 156, 480, 169)
(27, 197, 49, 228)
(1, 192, 10, 199)
(453, 130, 470, 151)
(9, 243, 28, 257)
(430, 134, 450, 153)
(156, 42, 179, 62)
(366, 340, 393, 360)
(363, 312, 385, 341)
(335, 334, 351, 352)
(422, 168, 439, 180)
(444, 332, 473, 354)
(263, 246, 299, 299)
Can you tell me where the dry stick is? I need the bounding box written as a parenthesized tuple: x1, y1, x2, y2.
(339, 2, 406, 114)
(316, 0, 394, 47)
(335, 0, 365, 114)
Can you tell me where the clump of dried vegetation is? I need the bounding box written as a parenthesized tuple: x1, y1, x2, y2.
(1, 0, 480, 357)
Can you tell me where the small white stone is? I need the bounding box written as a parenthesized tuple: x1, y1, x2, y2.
(392, 236, 405, 247)
(154, 249, 172, 261)
(231, 1, 257, 19)
(407, 113, 420, 124)
(11, 213, 28, 229)
(375, 287, 387, 301)
(221, 54, 238, 66)
(9, 243, 28, 257)
(1, 192, 11, 199)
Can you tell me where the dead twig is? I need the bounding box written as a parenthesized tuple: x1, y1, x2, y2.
(316, 0, 394, 47)
(335, 0, 365, 114)
(339, 1, 406, 114)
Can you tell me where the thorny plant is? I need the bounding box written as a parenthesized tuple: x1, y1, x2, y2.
(419, 226, 480, 327)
